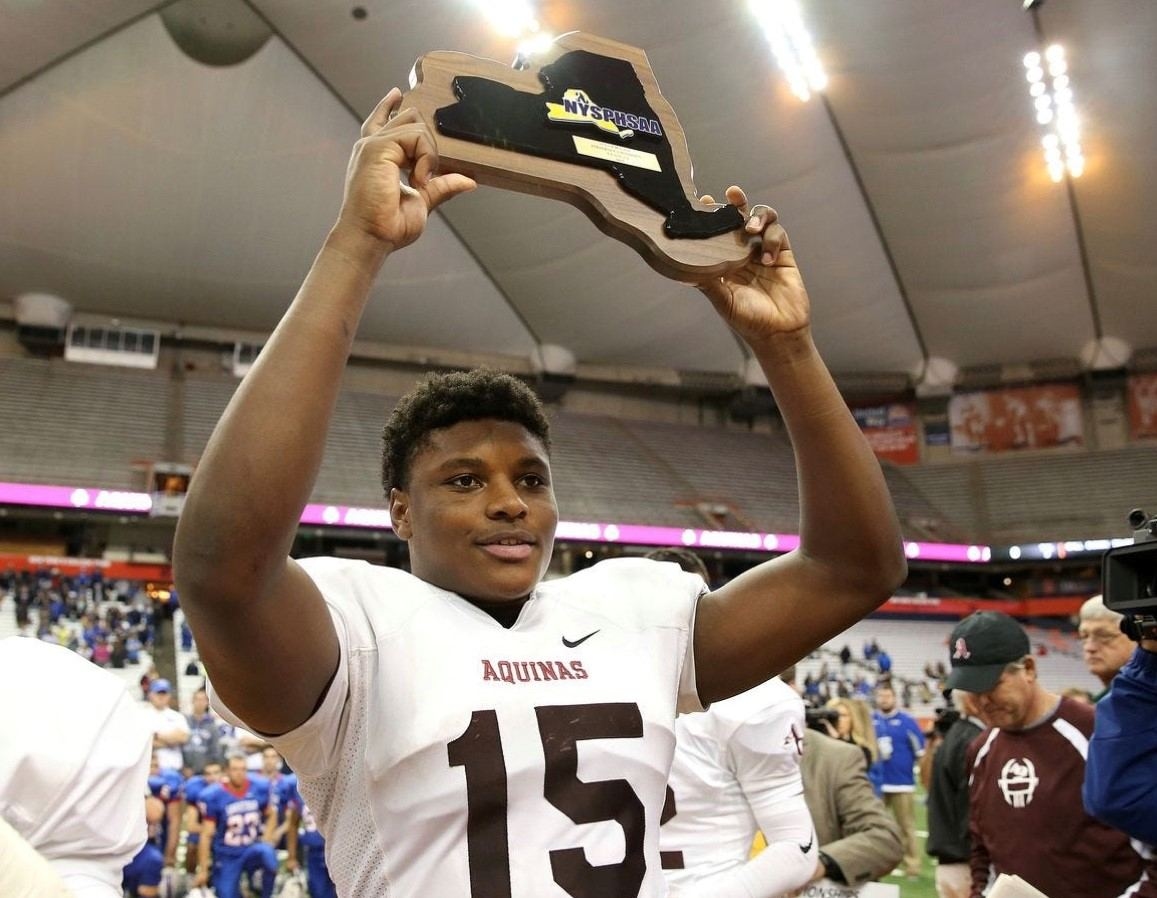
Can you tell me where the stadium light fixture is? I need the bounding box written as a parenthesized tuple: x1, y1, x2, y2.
(474, 0, 539, 39)
(748, 0, 828, 102)
(1024, 43, 1084, 181)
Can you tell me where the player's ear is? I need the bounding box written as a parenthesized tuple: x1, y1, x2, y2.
(390, 487, 412, 540)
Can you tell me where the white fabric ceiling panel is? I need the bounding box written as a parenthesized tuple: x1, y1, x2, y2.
(813, 1, 1094, 369)
(0, 0, 156, 92)
(0, 14, 534, 355)
(441, 189, 746, 372)
(1045, 0, 1157, 354)
(1, 1, 1153, 382)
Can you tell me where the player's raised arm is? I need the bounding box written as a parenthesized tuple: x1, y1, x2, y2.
(173, 89, 476, 735)
(692, 188, 907, 703)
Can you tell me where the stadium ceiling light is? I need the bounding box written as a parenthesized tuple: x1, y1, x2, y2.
(748, 0, 828, 102)
(1022, 43, 1084, 181)
(475, 0, 539, 39)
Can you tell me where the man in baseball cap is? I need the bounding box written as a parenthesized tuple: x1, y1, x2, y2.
(943, 611, 1157, 898)
(945, 611, 1032, 704)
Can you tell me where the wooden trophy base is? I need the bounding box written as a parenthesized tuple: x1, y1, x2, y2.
(400, 32, 755, 282)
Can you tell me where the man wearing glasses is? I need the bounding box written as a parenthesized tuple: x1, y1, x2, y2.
(944, 611, 1156, 898)
(1077, 595, 1133, 702)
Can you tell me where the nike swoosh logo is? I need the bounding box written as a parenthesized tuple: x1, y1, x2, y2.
(799, 832, 814, 854)
(562, 630, 600, 648)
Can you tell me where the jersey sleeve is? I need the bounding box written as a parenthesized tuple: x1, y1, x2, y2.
(727, 691, 807, 814)
(208, 557, 357, 778)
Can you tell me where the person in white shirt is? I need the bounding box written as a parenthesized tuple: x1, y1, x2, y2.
(144, 678, 189, 772)
(0, 637, 152, 898)
(172, 84, 907, 897)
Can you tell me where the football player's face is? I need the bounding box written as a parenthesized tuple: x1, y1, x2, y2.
(227, 757, 248, 788)
(391, 419, 557, 604)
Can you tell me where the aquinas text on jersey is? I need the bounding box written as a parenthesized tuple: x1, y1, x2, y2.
(481, 658, 589, 684)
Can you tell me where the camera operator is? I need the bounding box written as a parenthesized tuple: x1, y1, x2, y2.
(1083, 508, 1157, 844)
(1083, 635, 1157, 844)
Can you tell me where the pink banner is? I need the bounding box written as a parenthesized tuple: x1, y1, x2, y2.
(1, 481, 990, 563)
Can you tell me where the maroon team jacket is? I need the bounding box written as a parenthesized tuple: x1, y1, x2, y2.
(965, 696, 1156, 898)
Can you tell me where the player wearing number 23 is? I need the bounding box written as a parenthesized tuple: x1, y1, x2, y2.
(174, 83, 907, 898)
(195, 754, 278, 898)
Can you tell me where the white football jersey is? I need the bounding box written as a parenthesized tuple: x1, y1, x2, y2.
(0, 637, 152, 898)
(211, 557, 704, 898)
(660, 677, 806, 885)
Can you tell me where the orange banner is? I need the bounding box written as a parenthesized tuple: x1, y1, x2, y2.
(949, 384, 1084, 453)
(1128, 373, 1157, 440)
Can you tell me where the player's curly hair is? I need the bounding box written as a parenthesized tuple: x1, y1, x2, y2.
(381, 369, 551, 493)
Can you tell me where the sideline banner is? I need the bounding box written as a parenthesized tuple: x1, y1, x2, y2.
(948, 384, 1083, 453)
(1127, 373, 1157, 440)
(853, 403, 919, 465)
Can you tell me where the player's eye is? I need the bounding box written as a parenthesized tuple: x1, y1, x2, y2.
(520, 473, 549, 488)
(447, 474, 481, 489)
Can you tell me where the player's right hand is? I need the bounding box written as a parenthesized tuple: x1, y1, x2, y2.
(335, 88, 476, 254)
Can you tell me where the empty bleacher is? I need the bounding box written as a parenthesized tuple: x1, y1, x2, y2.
(3, 354, 1156, 544)
(0, 357, 169, 488)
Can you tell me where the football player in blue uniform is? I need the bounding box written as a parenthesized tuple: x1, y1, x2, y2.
(194, 753, 278, 898)
(283, 772, 336, 898)
(122, 791, 166, 897)
(181, 759, 223, 879)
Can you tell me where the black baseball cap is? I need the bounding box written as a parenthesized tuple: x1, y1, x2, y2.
(945, 611, 1031, 693)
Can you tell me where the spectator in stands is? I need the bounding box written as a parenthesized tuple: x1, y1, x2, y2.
(145, 678, 189, 772)
(839, 644, 853, 671)
(184, 686, 227, 774)
(873, 682, 925, 878)
(876, 647, 893, 676)
(173, 86, 907, 897)
(1078, 594, 1133, 702)
(946, 611, 1157, 898)
(925, 691, 984, 898)
(798, 711, 903, 886)
(1, 637, 152, 898)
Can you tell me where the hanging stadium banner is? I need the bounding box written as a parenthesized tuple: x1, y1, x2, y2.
(852, 403, 920, 465)
(948, 384, 1084, 453)
(1127, 373, 1157, 440)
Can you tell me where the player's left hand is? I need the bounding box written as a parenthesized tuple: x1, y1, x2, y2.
(695, 186, 809, 350)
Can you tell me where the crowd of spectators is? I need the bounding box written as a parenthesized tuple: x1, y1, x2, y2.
(2, 566, 158, 671)
(801, 642, 945, 713)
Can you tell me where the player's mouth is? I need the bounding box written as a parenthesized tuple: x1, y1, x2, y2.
(477, 531, 537, 561)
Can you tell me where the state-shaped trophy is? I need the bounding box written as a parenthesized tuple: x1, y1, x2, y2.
(400, 32, 755, 282)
